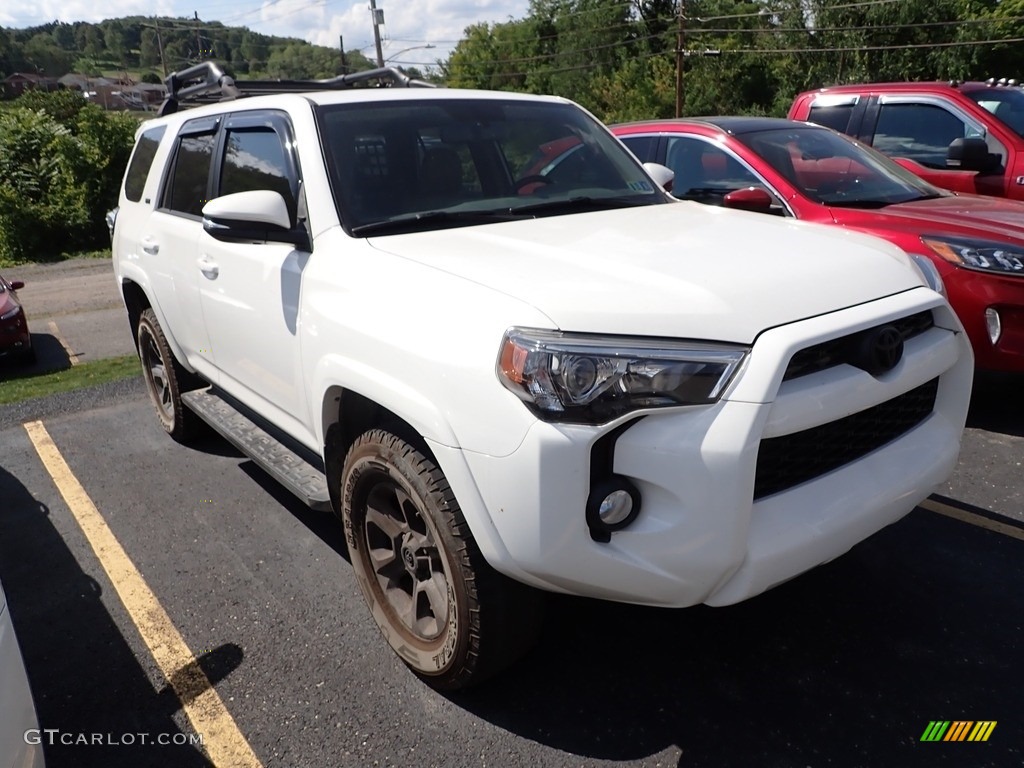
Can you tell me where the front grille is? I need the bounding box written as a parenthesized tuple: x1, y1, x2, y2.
(783, 311, 934, 381)
(753, 377, 939, 500)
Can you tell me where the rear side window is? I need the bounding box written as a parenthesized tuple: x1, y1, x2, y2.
(164, 133, 217, 216)
(124, 126, 166, 202)
(807, 104, 855, 135)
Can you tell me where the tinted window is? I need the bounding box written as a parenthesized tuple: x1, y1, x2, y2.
(665, 137, 761, 197)
(807, 104, 855, 134)
(872, 104, 974, 169)
(164, 133, 216, 216)
(317, 99, 664, 233)
(219, 127, 295, 219)
(124, 126, 166, 202)
(619, 135, 657, 162)
(966, 87, 1024, 138)
(741, 127, 941, 207)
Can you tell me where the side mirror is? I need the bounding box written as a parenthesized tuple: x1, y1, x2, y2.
(947, 137, 996, 174)
(643, 162, 674, 193)
(9, 280, 24, 290)
(202, 190, 309, 250)
(723, 187, 775, 214)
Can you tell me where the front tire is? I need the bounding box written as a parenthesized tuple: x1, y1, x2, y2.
(137, 308, 200, 442)
(342, 429, 542, 690)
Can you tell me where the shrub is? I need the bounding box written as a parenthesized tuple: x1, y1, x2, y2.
(0, 92, 137, 265)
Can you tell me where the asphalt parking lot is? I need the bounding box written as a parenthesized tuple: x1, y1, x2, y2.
(0, 260, 1021, 767)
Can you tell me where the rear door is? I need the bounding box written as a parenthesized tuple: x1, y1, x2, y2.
(146, 115, 220, 380)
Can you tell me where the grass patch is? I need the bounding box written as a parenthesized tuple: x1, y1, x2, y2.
(0, 355, 140, 405)
(0, 248, 111, 269)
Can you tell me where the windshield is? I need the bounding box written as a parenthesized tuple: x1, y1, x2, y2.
(965, 86, 1024, 138)
(316, 98, 666, 235)
(740, 126, 946, 207)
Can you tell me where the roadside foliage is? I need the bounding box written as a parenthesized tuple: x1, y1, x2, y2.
(0, 91, 136, 265)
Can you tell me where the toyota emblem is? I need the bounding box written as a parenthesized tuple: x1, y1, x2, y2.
(854, 325, 904, 375)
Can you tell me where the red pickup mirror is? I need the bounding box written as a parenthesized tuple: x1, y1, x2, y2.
(723, 187, 774, 214)
(10, 280, 24, 290)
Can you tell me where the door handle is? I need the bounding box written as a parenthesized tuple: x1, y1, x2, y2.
(141, 237, 159, 255)
(197, 255, 220, 279)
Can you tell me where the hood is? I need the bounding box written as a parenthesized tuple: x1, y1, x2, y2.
(367, 204, 923, 343)
(831, 194, 1024, 243)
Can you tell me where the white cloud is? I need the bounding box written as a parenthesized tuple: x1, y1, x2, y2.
(0, 0, 177, 28)
(1, 0, 530, 67)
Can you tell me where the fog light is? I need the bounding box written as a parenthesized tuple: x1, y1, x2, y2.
(985, 307, 1002, 344)
(586, 476, 641, 542)
(598, 490, 634, 525)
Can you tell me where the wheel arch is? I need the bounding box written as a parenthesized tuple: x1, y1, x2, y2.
(321, 383, 453, 516)
(120, 278, 151, 351)
(118, 273, 190, 370)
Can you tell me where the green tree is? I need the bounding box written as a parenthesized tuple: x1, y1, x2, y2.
(0, 91, 137, 262)
(23, 33, 75, 75)
(0, 109, 90, 262)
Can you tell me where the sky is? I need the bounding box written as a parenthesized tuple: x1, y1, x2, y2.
(0, 0, 531, 68)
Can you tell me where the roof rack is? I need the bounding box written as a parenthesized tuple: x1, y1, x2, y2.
(158, 61, 436, 116)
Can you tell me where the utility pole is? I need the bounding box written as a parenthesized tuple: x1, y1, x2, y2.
(194, 11, 204, 61)
(142, 21, 169, 78)
(675, 1, 685, 118)
(368, 0, 385, 67)
(340, 34, 348, 73)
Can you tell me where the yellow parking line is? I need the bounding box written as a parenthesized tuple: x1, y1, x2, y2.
(47, 320, 80, 366)
(24, 420, 263, 768)
(920, 497, 1024, 542)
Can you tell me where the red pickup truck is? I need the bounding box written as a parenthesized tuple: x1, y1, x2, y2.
(789, 80, 1024, 200)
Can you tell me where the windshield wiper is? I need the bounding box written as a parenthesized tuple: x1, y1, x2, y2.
(351, 209, 530, 236)
(827, 200, 893, 209)
(510, 195, 654, 216)
(828, 193, 945, 209)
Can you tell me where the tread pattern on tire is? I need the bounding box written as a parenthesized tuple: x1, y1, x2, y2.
(343, 429, 543, 690)
(137, 308, 201, 443)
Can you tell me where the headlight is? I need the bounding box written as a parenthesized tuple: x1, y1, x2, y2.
(922, 236, 1024, 276)
(0, 306, 21, 321)
(497, 328, 748, 424)
(908, 254, 946, 296)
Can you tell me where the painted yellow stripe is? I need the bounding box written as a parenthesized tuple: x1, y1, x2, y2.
(47, 320, 80, 366)
(24, 420, 262, 768)
(920, 498, 1024, 543)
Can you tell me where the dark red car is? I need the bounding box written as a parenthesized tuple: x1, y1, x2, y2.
(613, 117, 1024, 372)
(0, 274, 33, 364)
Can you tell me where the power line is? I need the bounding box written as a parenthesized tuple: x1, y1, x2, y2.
(691, 0, 903, 23)
(689, 15, 1024, 35)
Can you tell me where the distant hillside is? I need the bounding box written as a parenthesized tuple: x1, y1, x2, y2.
(0, 17, 378, 83)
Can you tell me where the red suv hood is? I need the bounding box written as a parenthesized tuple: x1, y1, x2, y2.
(831, 194, 1024, 242)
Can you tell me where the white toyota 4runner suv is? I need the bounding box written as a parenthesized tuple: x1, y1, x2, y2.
(110, 63, 973, 690)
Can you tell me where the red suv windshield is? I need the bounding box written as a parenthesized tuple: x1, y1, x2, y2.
(740, 126, 945, 208)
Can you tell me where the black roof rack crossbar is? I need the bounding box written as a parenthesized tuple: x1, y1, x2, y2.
(159, 61, 435, 115)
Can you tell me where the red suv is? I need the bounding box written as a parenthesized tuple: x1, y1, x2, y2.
(789, 80, 1024, 200)
(613, 117, 1024, 372)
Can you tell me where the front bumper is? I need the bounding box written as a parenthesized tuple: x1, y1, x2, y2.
(945, 267, 1024, 372)
(435, 288, 973, 607)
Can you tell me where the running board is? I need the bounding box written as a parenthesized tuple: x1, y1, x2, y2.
(182, 389, 332, 512)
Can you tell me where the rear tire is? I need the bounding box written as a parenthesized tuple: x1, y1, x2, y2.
(137, 308, 201, 442)
(342, 429, 542, 690)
